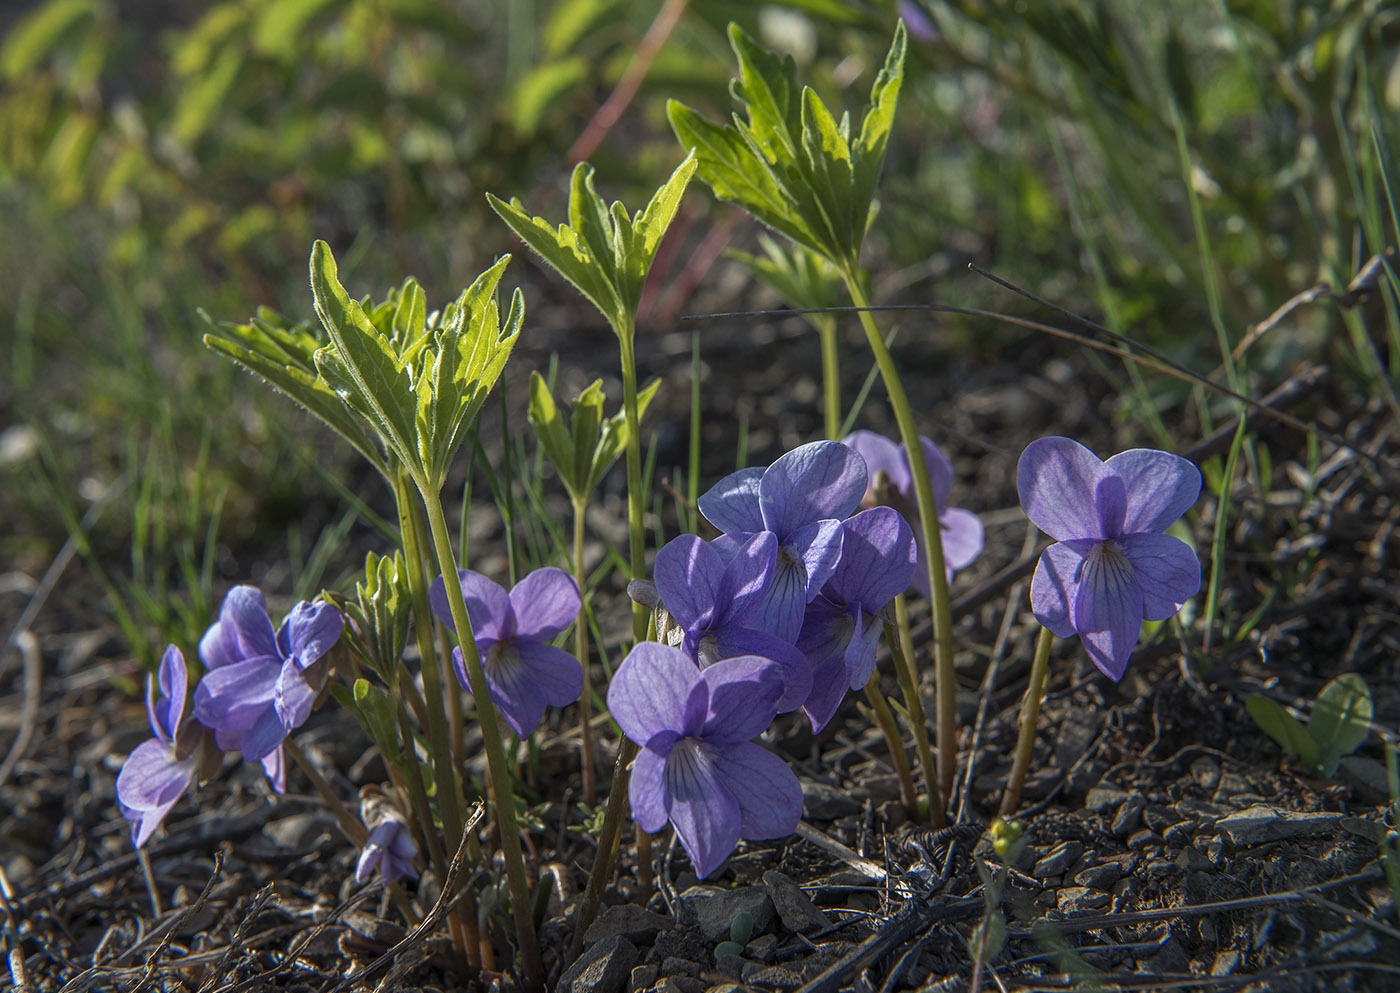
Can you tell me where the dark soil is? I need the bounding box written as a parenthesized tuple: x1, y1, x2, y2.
(3, 281, 1399, 992)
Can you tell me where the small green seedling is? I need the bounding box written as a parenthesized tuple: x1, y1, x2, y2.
(1247, 673, 1373, 776)
(714, 910, 754, 961)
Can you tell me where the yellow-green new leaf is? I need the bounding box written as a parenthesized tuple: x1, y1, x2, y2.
(309, 240, 418, 472)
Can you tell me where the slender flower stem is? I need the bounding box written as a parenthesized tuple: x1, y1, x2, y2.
(572, 496, 597, 804)
(392, 471, 465, 859)
(617, 323, 648, 642)
(841, 269, 958, 808)
(1000, 626, 1055, 819)
(420, 492, 544, 993)
(636, 827, 654, 902)
(887, 595, 946, 827)
(862, 683, 918, 819)
(816, 316, 841, 440)
(571, 737, 641, 959)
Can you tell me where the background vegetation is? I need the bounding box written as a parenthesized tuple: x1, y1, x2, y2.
(4, 0, 1397, 665)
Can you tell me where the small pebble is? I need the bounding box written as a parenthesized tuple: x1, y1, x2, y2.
(1057, 886, 1110, 913)
(1032, 841, 1083, 879)
(1073, 862, 1123, 890)
(1111, 795, 1145, 836)
(1206, 836, 1225, 866)
(1190, 756, 1221, 792)
(1127, 829, 1160, 851)
(1142, 805, 1174, 833)
(1163, 820, 1195, 848)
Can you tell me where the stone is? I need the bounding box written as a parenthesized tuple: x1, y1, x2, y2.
(676, 886, 775, 943)
(1111, 795, 1145, 836)
(1216, 805, 1357, 846)
(712, 956, 743, 981)
(657, 957, 700, 977)
(1032, 841, 1083, 879)
(1141, 937, 1190, 974)
(1085, 783, 1129, 812)
(1073, 861, 1122, 890)
(802, 779, 861, 819)
(558, 935, 638, 993)
(1142, 805, 1174, 833)
(1057, 887, 1110, 913)
(1211, 950, 1241, 976)
(762, 871, 830, 934)
(739, 964, 807, 989)
(1126, 829, 1159, 851)
(1162, 820, 1194, 848)
(629, 965, 658, 992)
(746, 934, 778, 963)
(1189, 756, 1221, 792)
(585, 905, 673, 948)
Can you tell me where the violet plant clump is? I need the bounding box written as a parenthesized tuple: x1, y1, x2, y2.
(607, 643, 802, 879)
(193, 586, 344, 792)
(1002, 436, 1203, 817)
(116, 645, 220, 848)
(429, 567, 583, 739)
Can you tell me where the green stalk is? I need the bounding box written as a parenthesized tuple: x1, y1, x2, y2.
(570, 737, 640, 958)
(420, 492, 544, 993)
(617, 321, 648, 642)
(392, 470, 465, 857)
(573, 495, 597, 804)
(862, 683, 918, 819)
(1000, 626, 1054, 818)
(1202, 417, 1248, 656)
(816, 315, 841, 440)
(841, 270, 958, 808)
(888, 595, 945, 827)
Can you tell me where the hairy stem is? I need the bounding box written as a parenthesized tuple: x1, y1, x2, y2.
(618, 324, 648, 642)
(420, 493, 544, 993)
(841, 270, 958, 809)
(887, 595, 946, 826)
(573, 496, 597, 804)
(816, 316, 841, 440)
(1000, 626, 1055, 819)
(571, 737, 641, 959)
(863, 682, 918, 819)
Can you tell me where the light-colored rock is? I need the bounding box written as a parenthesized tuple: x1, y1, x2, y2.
(558, 935, 638, 993)
(677, 885, 775, 943)
(762, 871, 830, 934)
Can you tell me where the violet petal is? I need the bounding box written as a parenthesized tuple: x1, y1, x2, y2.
(698, 466, 766, 534)
(1105, 449, 1203, 535)
(653, 534, 725, 632)
(697, 655, 784, 744)
(1072, 546, 1147, 680)
(1028, 541, 1090, 639)
(607, 643, 702, 746)
(1119, 532, 1202, 621)
(629, 747, 670, 833)
(663, 741, 741, 880)
(712, 741, 803, 839)
(278, 601, 344, 670)
(507, 567, 580, 639)
(758, 440, 867, 536)
(1017, 437, 1108, 541)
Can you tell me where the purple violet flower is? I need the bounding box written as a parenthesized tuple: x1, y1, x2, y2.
(116, 645, 219, 847)
(192, 586, 344, 792)
(698, 440, 867, 642)
(797, 508, 917, 732)
(843, 430, 983, 597)
(356, 791, 418, 886)
(1018, 437, 1202, 679)
(429, 567, 583, 738)
(652, 532, 813, 711)
(608, 643, 802, 879)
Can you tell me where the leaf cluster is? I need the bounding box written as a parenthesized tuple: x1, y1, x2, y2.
(487, 153, 697, 337)
(1247, 673, 1374, 777)
(668, 20, 906, 272)
(527, 372, 659, 506)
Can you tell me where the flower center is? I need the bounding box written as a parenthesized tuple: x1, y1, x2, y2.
(664, 738, 716, 802)
(1087, 540, 1133, 588)
(483, 642, 526, 684)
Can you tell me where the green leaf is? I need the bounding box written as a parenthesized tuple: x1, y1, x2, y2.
(589, 378, 658, 493)
(730, 234, 844, 312)
(1310, 674, 1372, 763)
(1, 0, 100, 80)
(1247, 695, 1321, 770)
(528, 371, 580, 496)
(171, 46, 243, 145)
(251, 0, 336, 59)
(671, 20, 906, 270)
(309, 240, 418, 473)
(488, 190, 621, 326)
(201, 315, 389, 479)
(509, 56, 587, 136)
(490, 155, 694, 334)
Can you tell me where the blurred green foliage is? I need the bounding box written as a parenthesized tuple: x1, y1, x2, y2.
(4, 0, 1398, 661)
